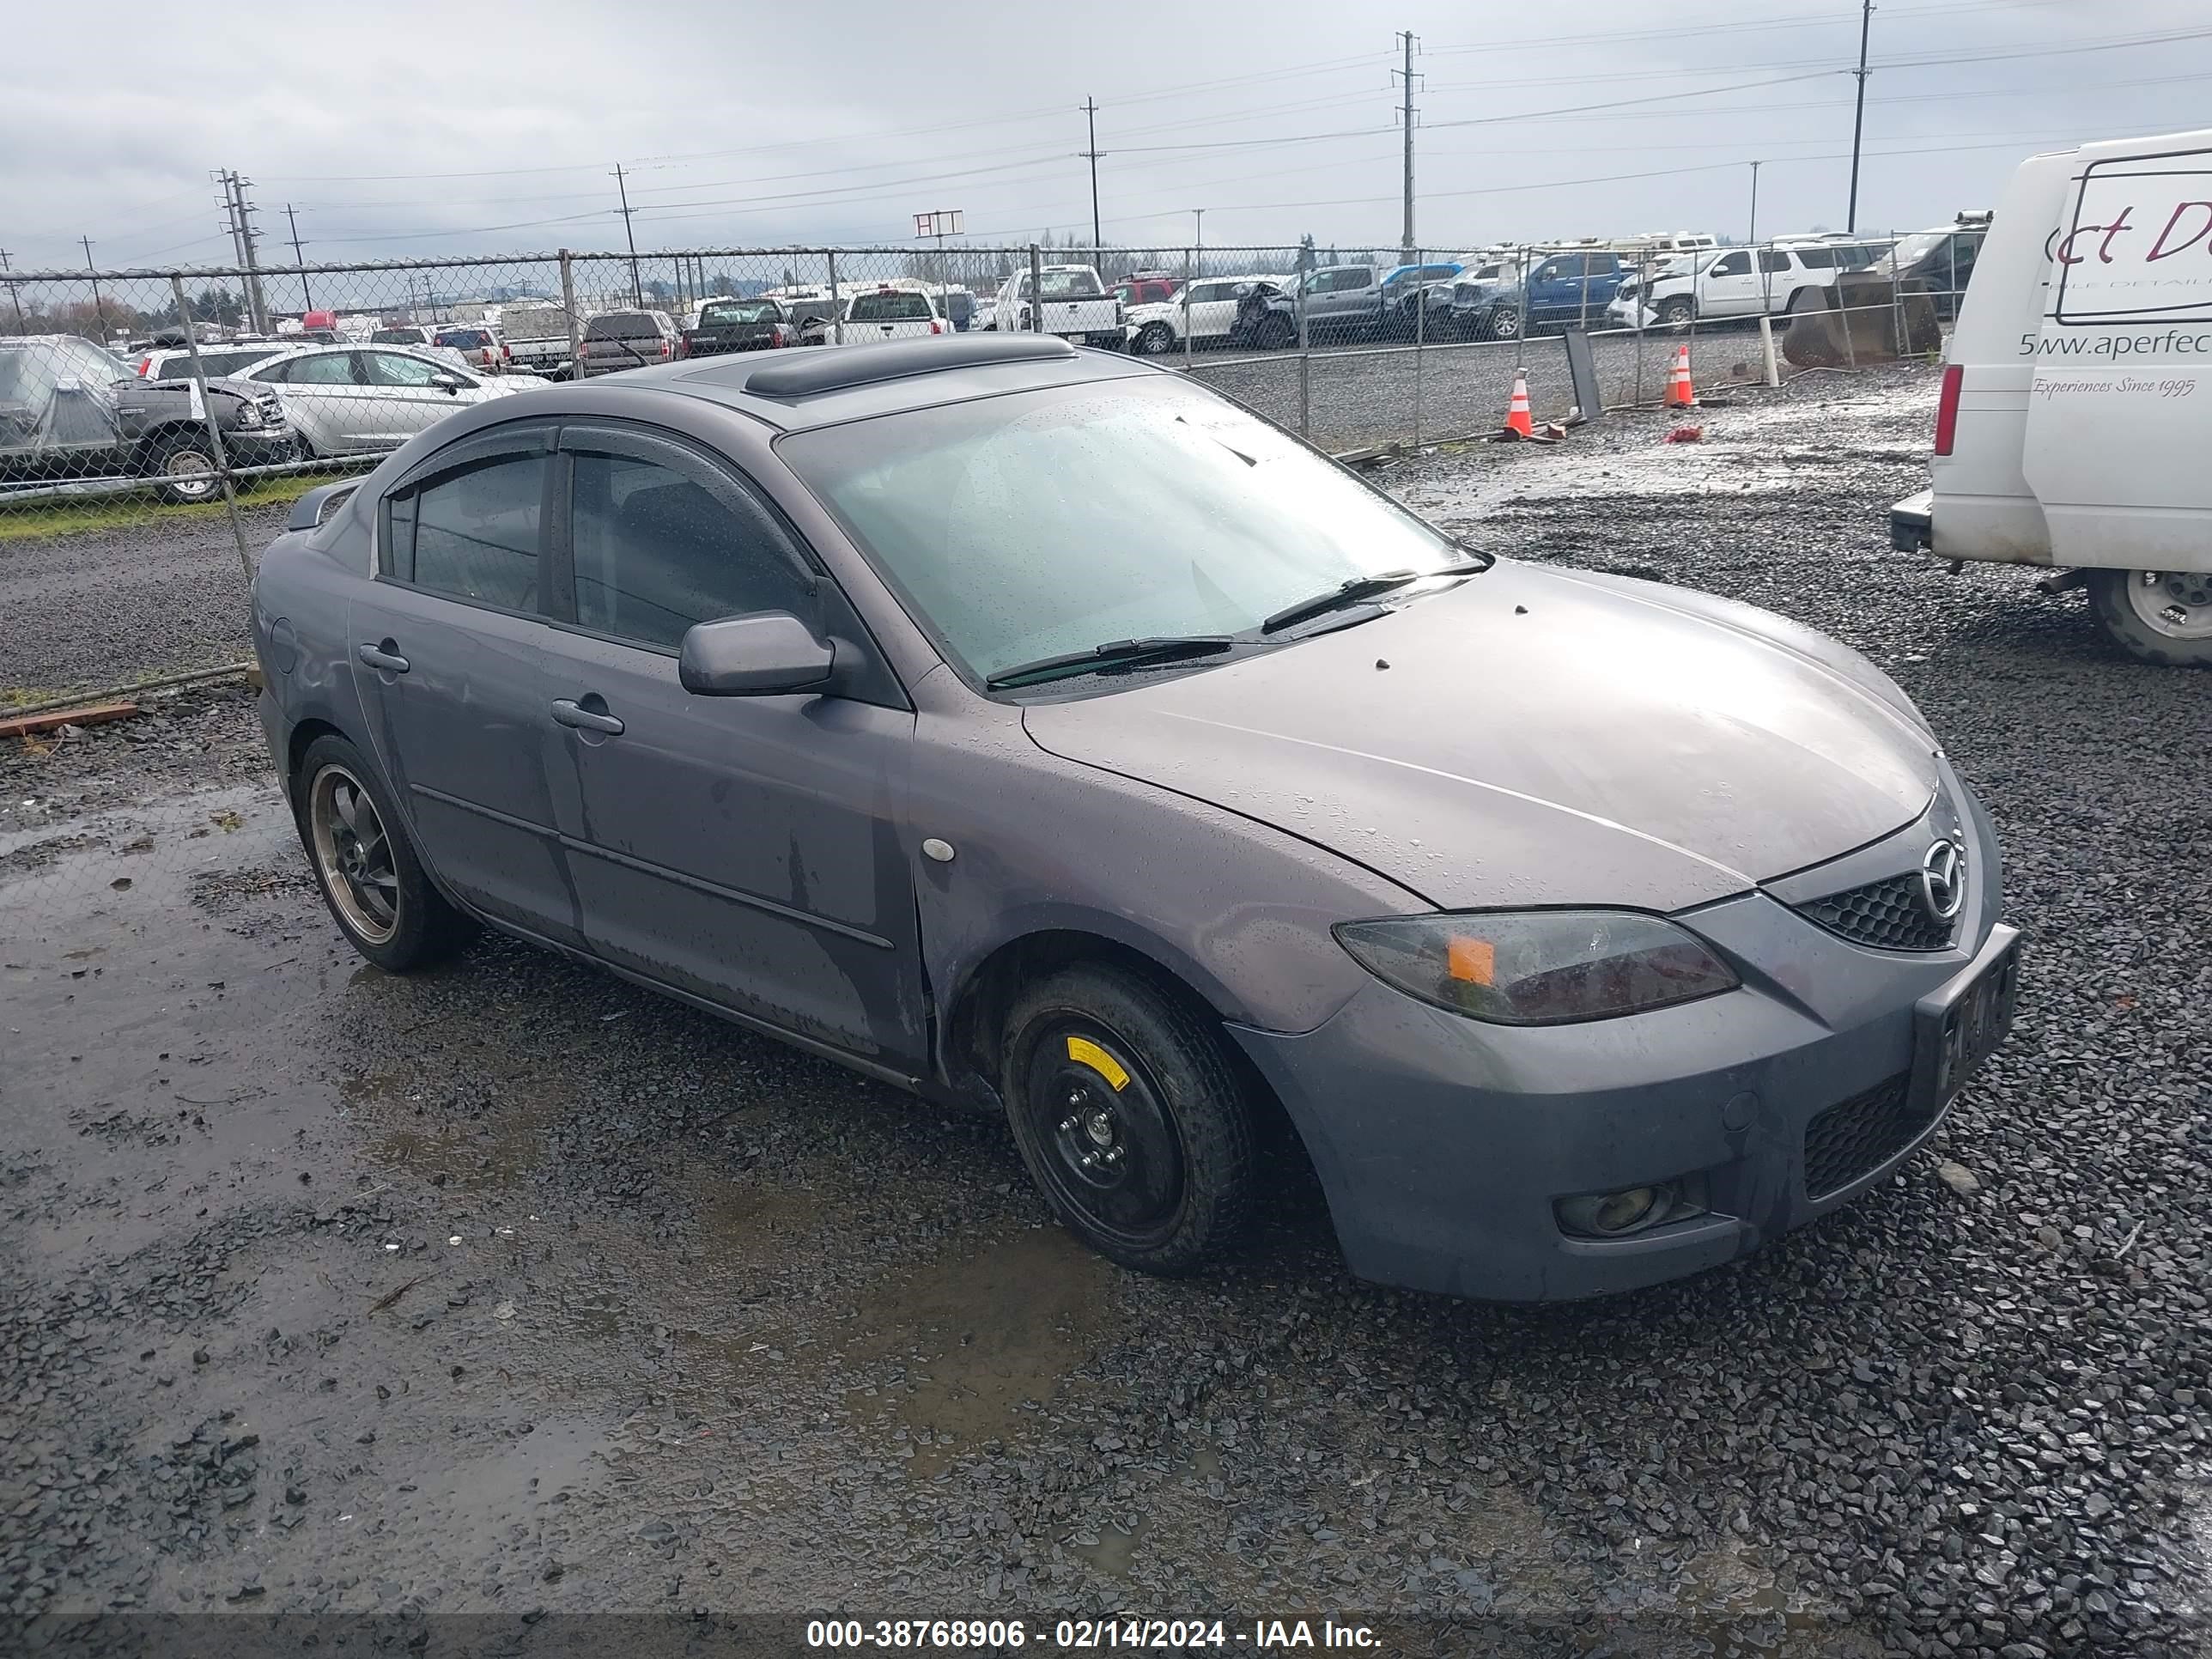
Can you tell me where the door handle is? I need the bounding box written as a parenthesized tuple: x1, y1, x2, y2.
(550, 698, 624, 736)
(356, 641, 410, 673)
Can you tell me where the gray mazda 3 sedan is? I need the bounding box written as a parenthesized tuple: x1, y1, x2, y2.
(251, 334, 2019, 1301)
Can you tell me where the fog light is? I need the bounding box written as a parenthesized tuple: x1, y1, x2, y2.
(1565, 1185, 1663, 1238)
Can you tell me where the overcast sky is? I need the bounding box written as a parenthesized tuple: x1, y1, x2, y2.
(4, 0, 2209, 276)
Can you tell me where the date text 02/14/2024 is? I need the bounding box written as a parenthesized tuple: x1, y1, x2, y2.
(805, 1617, 1382, 1649)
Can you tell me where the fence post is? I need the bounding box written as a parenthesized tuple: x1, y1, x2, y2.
(558, 250, 581, 380)
(827, 248, 843, 343)
(1297, 271, 1311, 441)
(1758, 315, 1781, 386)
(168, 274, 254, 585)
(1029, 245, 1044, 332)
(1182, 246, 1194, 370)
(1633, 251, 1646, 407)
(1412, 246, 1425, 450)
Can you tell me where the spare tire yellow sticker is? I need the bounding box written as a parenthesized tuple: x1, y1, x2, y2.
(1065, 1036, 1130, 1091)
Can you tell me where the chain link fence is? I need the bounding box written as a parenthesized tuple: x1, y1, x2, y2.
(0, 231, 1978, 719)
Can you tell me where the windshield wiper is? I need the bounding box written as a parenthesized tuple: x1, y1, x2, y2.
(1260, 561, 1484, 635)
(985, 635, 1238, 690)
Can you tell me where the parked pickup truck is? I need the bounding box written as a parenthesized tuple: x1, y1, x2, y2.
(677, 298, 794, 359)
(990, 265, 1122, 348)
(497, 303, 577, 379)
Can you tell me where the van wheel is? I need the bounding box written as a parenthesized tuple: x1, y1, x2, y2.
(1657, 296, 1696, 328)
(2087, 568, 2212, 667)
(1000, 962, 1256, 1276)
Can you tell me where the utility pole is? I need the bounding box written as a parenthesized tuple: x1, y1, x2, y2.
(1748, 161, 1762, 246)
(0, 250, 23, 332)
(612, 163, 641, 307)
(1394, 31, 1419, 257)
(213, 170, 270, 334)
(1846, 0, 1874, 234)
(285, 203, 313, 313)
(81, 236, 106, 338)
(1081, 98, 1103, 255)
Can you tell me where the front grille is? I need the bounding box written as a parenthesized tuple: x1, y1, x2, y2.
(1802, 1073, 1927, 1200)
(1797, 871, 1954, 951)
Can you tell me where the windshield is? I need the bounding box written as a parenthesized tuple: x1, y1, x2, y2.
(700, 300, 780, 325)
(1875, 230, 1952, 275)
(781, 378, 1459, 688)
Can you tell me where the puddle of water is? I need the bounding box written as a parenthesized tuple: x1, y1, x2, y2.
(381, 1417, 615, 1531)
(842, 1224, 1123, 1474)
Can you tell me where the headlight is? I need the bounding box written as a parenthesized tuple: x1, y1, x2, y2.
(1334, 910, 1737, 1025)
(232, 404, 261, 428)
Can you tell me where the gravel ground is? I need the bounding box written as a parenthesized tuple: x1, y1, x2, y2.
(0, 499, 286, 699)
(3, 364, 2209, 1658)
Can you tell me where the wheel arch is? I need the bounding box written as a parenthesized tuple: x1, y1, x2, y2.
(940, 922, 1316, 1174)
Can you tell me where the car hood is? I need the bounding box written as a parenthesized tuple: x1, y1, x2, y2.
(1021, 563, 1941, 914)
(1125, 302, 1178, 322)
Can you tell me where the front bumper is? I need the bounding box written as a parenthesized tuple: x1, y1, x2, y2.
(1891, 487, 1935, 552)
(225, 430, 300, 468)
(1229, 778, 2015, 1302)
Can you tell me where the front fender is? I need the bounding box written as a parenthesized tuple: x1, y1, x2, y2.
(905, 708, 1428, 1085)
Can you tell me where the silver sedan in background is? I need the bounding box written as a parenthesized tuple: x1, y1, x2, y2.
(243, 345, 545, 458)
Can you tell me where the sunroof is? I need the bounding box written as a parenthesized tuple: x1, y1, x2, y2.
(724, 334, 1078, 399)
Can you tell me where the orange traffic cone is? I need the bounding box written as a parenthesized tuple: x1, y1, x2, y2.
(1666, 343, 1697, 408)
(1503, 371, 1535, 437)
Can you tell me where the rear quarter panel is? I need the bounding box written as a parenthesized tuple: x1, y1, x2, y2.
(1935, 149, 2076, 563)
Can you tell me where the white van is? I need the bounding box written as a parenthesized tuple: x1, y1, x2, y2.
(1892, 126, 2212, 665)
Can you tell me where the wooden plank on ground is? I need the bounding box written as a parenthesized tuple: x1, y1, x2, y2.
(0, 702, 139, 739)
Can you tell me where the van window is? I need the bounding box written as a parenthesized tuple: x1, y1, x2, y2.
(1759, 250, 1795, 275)
(1793, 246, 1836, 270)
(1709, 252, 1752, 277)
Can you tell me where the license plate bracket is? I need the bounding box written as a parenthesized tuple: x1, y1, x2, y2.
(1910, 927, 2021, 1114)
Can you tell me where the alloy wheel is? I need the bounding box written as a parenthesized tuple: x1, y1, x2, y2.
(308, 764, 400, 945)
(163, 449, 217, 501)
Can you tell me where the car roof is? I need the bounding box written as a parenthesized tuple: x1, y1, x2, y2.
(467, 335, 1161, 436)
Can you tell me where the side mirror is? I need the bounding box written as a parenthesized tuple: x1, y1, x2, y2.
(429, 373, 466, 394)
(678, 612, 835, 697)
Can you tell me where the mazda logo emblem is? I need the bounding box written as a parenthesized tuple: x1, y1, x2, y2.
(1920, 839, 1966, 921)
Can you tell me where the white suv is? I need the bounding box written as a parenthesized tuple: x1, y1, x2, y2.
(1612, 242, 1880, 328)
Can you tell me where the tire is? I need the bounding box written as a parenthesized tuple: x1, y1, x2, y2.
(1254, 314, 1295, 350)
(2087, 568, 2212, 667)
(1485, 305, 1522, 342)
(1657, 296, 1696, 328)
(295, 734, 478, 970)
(1134, 323, 1176, 356)
(1000, 961, 1256, 1276)
(145, 432, 221, 505)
